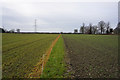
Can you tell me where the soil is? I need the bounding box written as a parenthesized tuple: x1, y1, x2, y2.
(62, 35, 118, 78)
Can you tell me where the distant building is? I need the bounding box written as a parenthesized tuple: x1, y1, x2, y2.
(0, 28, 5, 33)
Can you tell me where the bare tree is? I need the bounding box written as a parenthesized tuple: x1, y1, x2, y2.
(84, 27, 89, 34)
(109, 28, 113, 34)
(93, 26, 97, 34)
(0, 28, 5, 33)
(9, 29, 15, 33)
(74, 29, 78, 33)
(16, 29, 20, 33)
(106, 22, 110, 34)
(80, 23, 85, 34)
(89, 23, 92, 34)
(98, 21, 105, 34)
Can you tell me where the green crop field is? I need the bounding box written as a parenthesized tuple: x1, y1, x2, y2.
(62, 34, 118, 78)
(2, 33, 119, 78)
(2, 33, 58, 78)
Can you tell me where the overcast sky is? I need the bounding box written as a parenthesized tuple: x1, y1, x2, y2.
(0, 0, 119, 32)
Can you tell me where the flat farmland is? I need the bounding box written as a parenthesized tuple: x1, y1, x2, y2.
(2, 33, 119, 78)
(2, 33, 58, 78)
(62, 34, 118, 78)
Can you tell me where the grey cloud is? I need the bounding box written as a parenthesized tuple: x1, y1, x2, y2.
(2, 2, 118, 32)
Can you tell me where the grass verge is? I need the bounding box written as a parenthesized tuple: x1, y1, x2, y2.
(40, 35, 66, 78)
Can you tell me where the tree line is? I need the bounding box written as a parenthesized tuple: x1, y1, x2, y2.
(0, 28, 20, 33)
(74, 21, 120, 34)
(1, 20, 120, 34)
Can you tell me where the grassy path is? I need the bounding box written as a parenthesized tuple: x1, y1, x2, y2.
(29, 34, 62, 78)
(40, 35, 66, 78)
